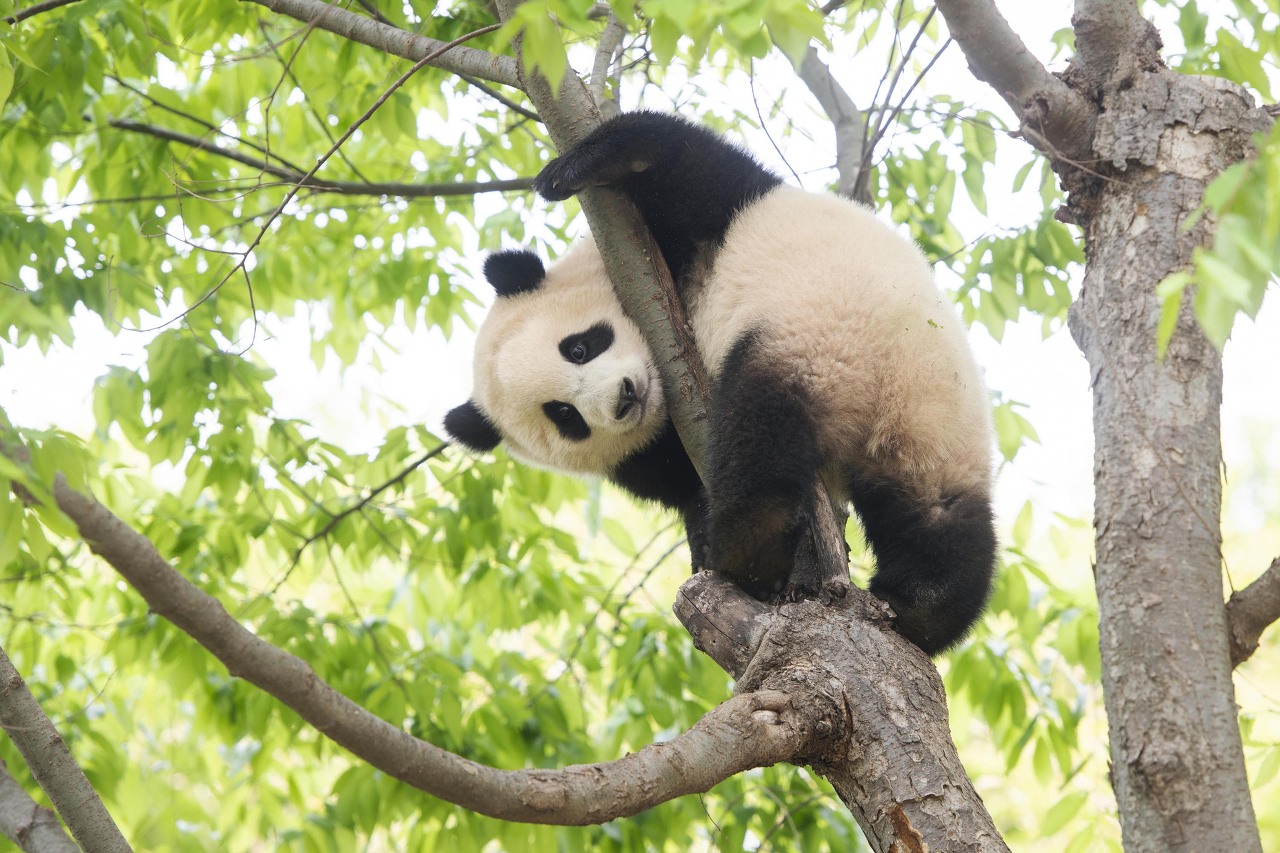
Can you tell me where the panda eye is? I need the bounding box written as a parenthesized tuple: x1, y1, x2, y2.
(542, 400, 589, 441)
(559, 323, 614, 365)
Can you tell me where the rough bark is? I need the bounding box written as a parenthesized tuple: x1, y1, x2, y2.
(0, 760, 77, 853)
(1066, 63, 1270, 853)
(0, 646, 132, 853)
(1226, 556, 1280, 667)
(676, 574, 1009, 852)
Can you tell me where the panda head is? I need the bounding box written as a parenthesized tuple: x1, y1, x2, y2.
(445, 241, 666, 476)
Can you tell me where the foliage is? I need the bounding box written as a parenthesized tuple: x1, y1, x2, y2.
(1157, 121, 1280, 354)
(0, 0, 1276, 850)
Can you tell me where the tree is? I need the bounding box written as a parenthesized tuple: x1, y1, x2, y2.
(1, 0, 1278, 850)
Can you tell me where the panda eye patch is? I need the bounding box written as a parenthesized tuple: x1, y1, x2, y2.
(559, 322, 614, 365)
(542, 401, 591, 441)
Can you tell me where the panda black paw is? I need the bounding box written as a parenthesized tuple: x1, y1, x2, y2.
(533, 157, 583, 201)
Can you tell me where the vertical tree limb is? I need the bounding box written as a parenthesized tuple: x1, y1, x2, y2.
(794, 47, 869, 203)
(0, 646, 132, 853)
(933, 0, 1096, 160)
(493, 0, 713, 474)
(1066, 66, 1268, 853)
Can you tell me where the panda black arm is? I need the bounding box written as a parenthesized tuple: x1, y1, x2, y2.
(534, 112, 782, 283)
(609, 420, 709, 571)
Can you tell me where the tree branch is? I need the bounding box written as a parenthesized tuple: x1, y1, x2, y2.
(675, 573, 1011, 851)
(0, 645, 131, 853)
(242, 0, 520, 88)
(1226, 556, 1280, 667)
(4, 456, 808, 824)
(3, 0, 83, 25)
(106, 118, 534, 199)
(587, 6, 626, 119)
(1070, 0, 1164, 92)
(0, 759, 77, 853)
(794, 47, 868, 203)
(932, 0, 1096, 161)
(458, 74, 541, 122)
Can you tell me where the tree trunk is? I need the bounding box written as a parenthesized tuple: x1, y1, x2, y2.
(1067, 69, 1270, 852)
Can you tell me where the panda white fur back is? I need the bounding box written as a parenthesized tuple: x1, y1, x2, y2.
(446, 112, 997, 654)
(690, 186, 992, 505)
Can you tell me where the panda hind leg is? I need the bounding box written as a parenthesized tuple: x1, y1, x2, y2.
(853, 479, 997, 655)
(705, 334, 821, 599)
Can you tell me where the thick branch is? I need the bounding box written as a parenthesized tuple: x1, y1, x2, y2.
(794, 47, 868, 203)
(675, 574, 1010, 852)
(243, 0, 520, 88)
(0, 646, 131, 853)
(932, 0, 1096, 160)
(107, 118, 534, 198)
(1071, 0, 1164, 90)
(0, 759, 77, 853)
(1226, 556, 1280, 667)
(21, 467, 805, 824)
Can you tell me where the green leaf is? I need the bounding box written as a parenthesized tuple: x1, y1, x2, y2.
(1042, 791, 1089, 837)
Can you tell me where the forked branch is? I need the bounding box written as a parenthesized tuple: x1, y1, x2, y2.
(107, 118, 534, 199)
(933, 0, 1096, 160)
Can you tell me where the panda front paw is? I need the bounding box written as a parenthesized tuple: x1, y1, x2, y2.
(533, 157, 583, 201)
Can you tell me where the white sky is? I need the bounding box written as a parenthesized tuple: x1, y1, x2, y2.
(2, 1, 1277, 562)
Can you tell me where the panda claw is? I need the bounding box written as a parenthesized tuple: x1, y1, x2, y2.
(533, 160, 580, 201)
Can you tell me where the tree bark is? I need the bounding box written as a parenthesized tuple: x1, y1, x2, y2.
(676, 574, 1009, 851)
(1067, 67, 1270, 853)
(0, 646, 132, 853)
(0, 759, 77, 853)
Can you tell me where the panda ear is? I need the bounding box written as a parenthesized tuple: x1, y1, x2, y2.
(483, 250, 546, 298)
(444, 400, 502, 452)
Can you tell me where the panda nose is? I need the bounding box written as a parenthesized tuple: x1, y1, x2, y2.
(616, 377, 637, 419)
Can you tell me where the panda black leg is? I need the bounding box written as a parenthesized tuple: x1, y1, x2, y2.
(705, 334, 820, 598)
(534, 113, 781, 282)
(852, 480, 997, 655)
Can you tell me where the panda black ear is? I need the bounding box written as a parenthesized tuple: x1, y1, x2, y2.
(483, 250, 546, 298)
(444, 400, 502, 452)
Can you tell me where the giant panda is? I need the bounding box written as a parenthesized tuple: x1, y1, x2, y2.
(445, 112, 996, 655)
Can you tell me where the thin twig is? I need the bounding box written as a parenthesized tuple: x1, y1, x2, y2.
(269, 445, 448, 597)
(109, 74, 310, 175)
(4, 0, 83, 25)
(458, 74, 541, 121)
